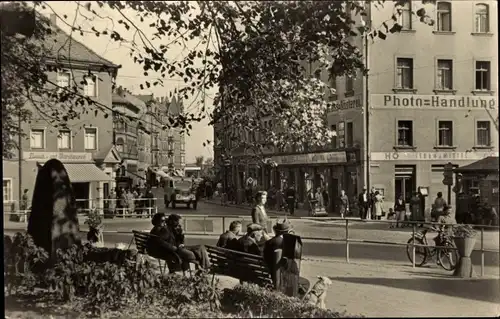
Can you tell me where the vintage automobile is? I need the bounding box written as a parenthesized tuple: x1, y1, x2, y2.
(163, 176, 197, 209)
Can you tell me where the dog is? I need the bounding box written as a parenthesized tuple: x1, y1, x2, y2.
(302, 276, 333, 309)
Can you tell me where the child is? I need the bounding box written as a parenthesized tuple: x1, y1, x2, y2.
(387, 208, 396, 228)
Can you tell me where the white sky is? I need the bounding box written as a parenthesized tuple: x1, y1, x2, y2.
(38, 1, 216, 163)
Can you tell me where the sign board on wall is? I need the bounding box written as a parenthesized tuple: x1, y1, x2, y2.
(329, 96, 362, 112)
(371, 94, 497, 110)
(371, 151, 498, 161)
(271, 151, 347, 165)
(23, 151, 93, 162)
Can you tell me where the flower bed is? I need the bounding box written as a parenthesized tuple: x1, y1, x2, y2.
(4, 232, 362, 318)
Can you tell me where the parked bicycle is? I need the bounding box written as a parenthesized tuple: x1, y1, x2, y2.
(406, 226, 459, 271)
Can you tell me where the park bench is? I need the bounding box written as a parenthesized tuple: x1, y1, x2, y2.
(129, 230, 189, 276)
(206, 245, 273, 288)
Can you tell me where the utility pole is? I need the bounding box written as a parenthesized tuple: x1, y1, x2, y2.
(363, 6, 371, 191)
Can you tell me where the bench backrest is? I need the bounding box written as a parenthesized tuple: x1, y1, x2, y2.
(132, 230, 150, 254)
(206, 245, 272, 287)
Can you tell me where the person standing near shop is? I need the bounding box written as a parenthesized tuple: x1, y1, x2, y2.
(358, 187, 369, 220)
(393, 194, 406, 228)
(251, 191, 271, 240)
(369, 187, 377, 220)
(339, 189, 349, 219)
(285, 184, 296, 216)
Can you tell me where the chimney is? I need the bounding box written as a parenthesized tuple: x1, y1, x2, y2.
(50, 13, 57, 26)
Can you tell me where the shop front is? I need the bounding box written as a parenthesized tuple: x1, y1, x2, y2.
(4, 151, 114, 213)
(370, 151, 499, 213)
(269, 151, 348, 207)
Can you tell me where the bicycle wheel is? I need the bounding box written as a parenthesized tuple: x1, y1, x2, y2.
(406, 238, 428, 267)
(437, 242, 459, 271)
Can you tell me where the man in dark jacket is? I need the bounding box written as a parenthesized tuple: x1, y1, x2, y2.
(216, 220, 242, 248)
(285, 185, 296, 215)
(236, 223, 264, 255)
(358, 187, 370, 220)
(147, 213, 210, 270)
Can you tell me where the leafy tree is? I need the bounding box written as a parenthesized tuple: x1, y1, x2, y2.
(2, 1, 441, 160)
(195, 156, 205, 168)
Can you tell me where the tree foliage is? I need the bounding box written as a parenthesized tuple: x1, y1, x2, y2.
(2, 0, 439, 160)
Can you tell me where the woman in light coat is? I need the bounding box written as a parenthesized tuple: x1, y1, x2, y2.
(374, 191, 384, 220)
(339, 189, 349, 219)
(251, 191, 270, 241)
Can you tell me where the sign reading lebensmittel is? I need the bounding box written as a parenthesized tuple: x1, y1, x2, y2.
(371, 151, 498, 161)
(371, 94, 497, 110)
(271, 151, 347, 165)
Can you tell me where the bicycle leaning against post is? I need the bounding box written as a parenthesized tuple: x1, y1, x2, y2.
(406, 226, 459, 271)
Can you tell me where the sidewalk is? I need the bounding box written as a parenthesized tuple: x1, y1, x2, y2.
(202, 198, 314, 217)
(215, 258, 500, 317)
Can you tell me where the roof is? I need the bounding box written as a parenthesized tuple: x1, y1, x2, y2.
(43, 21, 119, 69)
(135, 94, 154, 103)
(455, 156, 499, 173)
(112, 94, 133, 106)
(65, 163, 113, 182)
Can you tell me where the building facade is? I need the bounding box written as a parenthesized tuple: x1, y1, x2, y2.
(3, 16, 120, 212)
(327, 0, 499, 211)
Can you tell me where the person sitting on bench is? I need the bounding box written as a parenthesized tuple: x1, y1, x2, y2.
(234, 223, 265, 255)
(216, 220, 242, 248)
(148, 213, 210, 271)
(263, 219, 294, 269)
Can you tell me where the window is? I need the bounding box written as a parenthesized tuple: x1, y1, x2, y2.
(475, 4, 489, 33)
(57, 130, 71, 149)
(180, 141, 185, 152)
(396, 58, 413, 89)
(3, 179, 12, 203)
(397, 1, 412, 30)
(437, 121, 453, 146)
(181, 155, 185, 166)
(57, 70, 71, 89)
(30, 129, 44, 149)
(345, 76, 353, 93)
(346, 122, 354, 147)
(437, 2, 452, 32)
(476, 121, 491, 146)
(436, 59, 453, 90)
(84, 127, 97, 150)
(83, 75, 97, 97)
(475, 61, 490, 91)
(397, 120, 413, 147)
(331, 124, 337, 148)
(115, 137, 125, 153)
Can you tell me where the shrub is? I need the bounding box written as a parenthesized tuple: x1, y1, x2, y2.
(4, 232, 49, 295)
(222, 284, 362, 318)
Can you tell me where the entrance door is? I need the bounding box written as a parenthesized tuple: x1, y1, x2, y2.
(329, 177, 339, 213)
(395, 165, 416, 203)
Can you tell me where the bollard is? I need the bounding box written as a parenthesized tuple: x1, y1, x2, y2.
(481, 227, 484, 277)
(203, 216, 207, 234)
(345, 218, 350, 263)
(222, 216, 226, 233)
(412, 222, 416, 269)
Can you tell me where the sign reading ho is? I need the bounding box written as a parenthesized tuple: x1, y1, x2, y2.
(23, 151, 93, 162)
(371, 94, 497, 110)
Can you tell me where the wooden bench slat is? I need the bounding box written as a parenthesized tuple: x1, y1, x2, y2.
(210, 267, 272, 284)
(206, 245, 265, 261)
(207, 249, 264, 263)
(208, 256, 269, 272)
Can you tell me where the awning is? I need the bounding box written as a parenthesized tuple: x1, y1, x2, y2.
(65, 163, 113, 182)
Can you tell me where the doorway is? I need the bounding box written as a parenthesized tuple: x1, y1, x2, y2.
(395, 165, 416, 203)
(72, 182, 90, 210)
(329, 177, 339, 214)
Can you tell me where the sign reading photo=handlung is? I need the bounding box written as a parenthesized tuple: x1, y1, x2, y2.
(371, 94, 497, 110)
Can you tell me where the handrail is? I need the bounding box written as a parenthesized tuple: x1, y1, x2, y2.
(4, 212, 499, 276)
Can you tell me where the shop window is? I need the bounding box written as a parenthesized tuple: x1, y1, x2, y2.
(84, 127, 97, 150)
(436, 59, 453, 90)
(57, 130, 71, 149)
(397, 1, 412, 30)
(30, 129, 45, 149)
(475, 61, 491, 91)
(3, 179, 12, 203)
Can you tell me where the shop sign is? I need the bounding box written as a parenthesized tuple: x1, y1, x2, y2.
(329, 96, 362, 112)
(271, 151, 347, 165)
(23, 151, 92, 162)
(371, 94, 497, 110)
(371, 151, 498, 161)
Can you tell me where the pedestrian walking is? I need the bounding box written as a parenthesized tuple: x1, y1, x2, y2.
(321, 187, 330, 214)
(108, 188, 117, 218)
(393, 194, 406, 228)
(119, 188, 128, 217)
(373, 191, 384, 220)
(358, 187, 369, 220)
(410, 191, 424, 226)
(431, 192, 447, 222)
(369, 187, 377, 220)
(339, 189, 349, 219)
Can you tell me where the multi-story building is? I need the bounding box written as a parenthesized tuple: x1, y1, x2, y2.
(3, 14, 120, 211)
(215, 1, 498, 212)
(327, 1, 498, 211)
(135, 94, 185, 182)
(112, 87, 152, 187)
